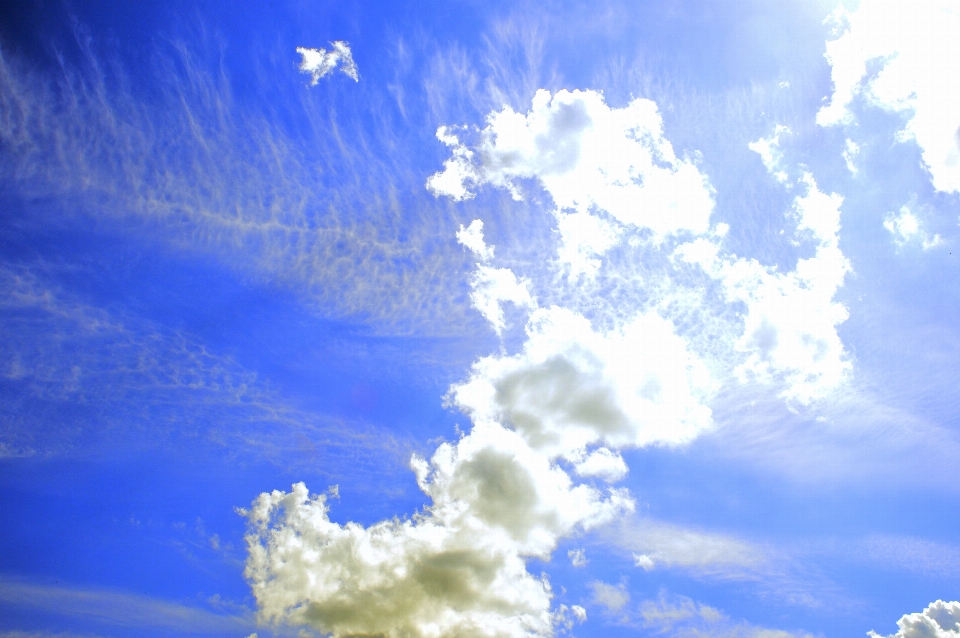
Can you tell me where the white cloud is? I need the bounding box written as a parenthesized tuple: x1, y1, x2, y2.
(244, 203, 719, 637)
(584, 589, 813, 638)
(868, 600, 960, 638)
(567, 548, 587, 567)
(884, 205, 942, 249)
(570, 447, 628, 483)
(457, 219, 495, 261)
(244, 426, 632, 638)
(296, 41, 359, 83)
(450, 306, 715, 458)
(817, 1, 960, 193)
(428, 89, 714, 274)
(608, 515, 766, 578)
(590, 580, 630, 612)
(456, 220, 537, 334)
(468, 266, 537, 335)
(843, 138, 860, 174)
(748, 125, 790, 184)
(678, 137, 852, 404)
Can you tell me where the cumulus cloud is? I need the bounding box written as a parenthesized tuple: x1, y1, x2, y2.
(244, 425, 626, 637)
(868, 600, 960, 638)
(567, 548, 587, 567)
(428, 89, 714, 276)
(244, 195, 715, 637)
(677, 131, 852, 404)
(296, 41, 359, 83)
(817, 1, 960, 192)
(450, 306, 715, 457)
(884, 205, 942, 250)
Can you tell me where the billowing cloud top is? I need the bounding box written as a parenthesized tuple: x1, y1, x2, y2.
(869, 600, 960, 638)
(296, 41, 359, 84)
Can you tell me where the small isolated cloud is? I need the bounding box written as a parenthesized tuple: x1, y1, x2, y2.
(567, 548, 587, 567)
(884, 205, 942, 250)
(428, 89, 714, 276)
(868, 600, 960, 638)
(590, 580, 630, 613)
(296, 41, 359, 83)
(817, 1, 960, 193)
(843, 139, 860, 174)
(748, 125, 790, 183)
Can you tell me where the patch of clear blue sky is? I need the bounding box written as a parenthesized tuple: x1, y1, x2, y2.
(1, 0, 959, 636)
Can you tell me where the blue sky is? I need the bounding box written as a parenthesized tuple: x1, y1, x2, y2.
(1, 1, 960, 637)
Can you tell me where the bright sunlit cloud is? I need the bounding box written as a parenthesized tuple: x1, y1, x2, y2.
(2, 2, 960, 638)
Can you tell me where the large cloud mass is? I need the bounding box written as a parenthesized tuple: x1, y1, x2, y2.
(244, 87, 852, 637)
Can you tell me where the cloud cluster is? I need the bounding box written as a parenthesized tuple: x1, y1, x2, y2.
(243, 426, 616, 637)
(868, 600, 960, 638)
(678, 130, 851, 403)
(818, 0, 960, 193)
(244, 198, 714, 637)
(296, 42, 359, 83)
(428, 89, 714, 277)
(244, 88, 854, 636)
(884, 205, 942, 250)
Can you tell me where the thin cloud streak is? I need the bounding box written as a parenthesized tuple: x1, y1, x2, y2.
(0, 577, 253, 634)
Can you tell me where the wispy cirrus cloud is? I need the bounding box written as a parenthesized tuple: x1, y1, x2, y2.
(0, 577, 253, 634)
(0, 32, 478, 337)
(589, 590, 817, 638)
(0, 262, 408, 481)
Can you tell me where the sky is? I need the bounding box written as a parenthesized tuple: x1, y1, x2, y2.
(1, 0, 959, 637)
